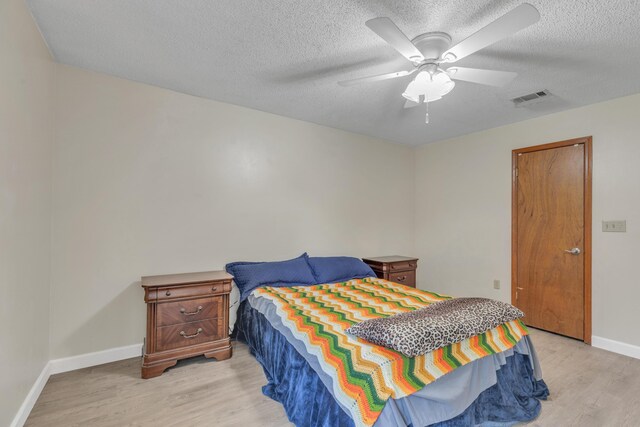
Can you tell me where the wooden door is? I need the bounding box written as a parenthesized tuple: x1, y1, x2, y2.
(512, 137, 592, 342)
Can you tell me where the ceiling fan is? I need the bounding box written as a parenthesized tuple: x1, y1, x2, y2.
(338, 3, 540, 123)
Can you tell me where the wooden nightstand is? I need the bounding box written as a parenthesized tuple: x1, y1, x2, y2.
(362, 256, 419, 288)
(141, 270, 233, 379)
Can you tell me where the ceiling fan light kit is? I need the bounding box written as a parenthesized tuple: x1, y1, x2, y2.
(339, 3, 541, 124)
(401, 67, 455, 103)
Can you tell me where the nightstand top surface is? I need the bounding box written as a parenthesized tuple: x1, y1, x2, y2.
(141, 270, 233, 287)
(362, 255, 419, 263)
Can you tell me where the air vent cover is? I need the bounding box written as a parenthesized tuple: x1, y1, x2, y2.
(512, 90, 551, 107)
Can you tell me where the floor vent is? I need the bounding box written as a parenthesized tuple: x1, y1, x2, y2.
(512, 90, 551, 107)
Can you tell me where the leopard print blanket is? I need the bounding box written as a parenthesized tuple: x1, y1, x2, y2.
(346, 297, 525, 357)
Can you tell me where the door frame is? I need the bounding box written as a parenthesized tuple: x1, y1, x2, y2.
(511, 136, 592, 344)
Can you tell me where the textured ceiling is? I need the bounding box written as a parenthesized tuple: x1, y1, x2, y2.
(27, 0, 640, 145)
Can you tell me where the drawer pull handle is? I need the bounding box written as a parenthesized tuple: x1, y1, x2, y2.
(396, 276, 406, 282)
(180, 328, 203, 339)
(409, 263, 416, 267)
(180, 306, 203, 316)
(165, 290, 171, 296)
(211, 286, 218, 292)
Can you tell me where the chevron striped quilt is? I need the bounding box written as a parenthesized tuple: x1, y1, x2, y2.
(251, 277, 528, 427)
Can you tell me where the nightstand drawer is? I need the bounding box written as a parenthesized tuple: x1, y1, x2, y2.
(389, 270, 416, 287)
(389, 261, 417, 271)
(156, 319, 224, 352)
(157, 296, 222, 327)
(154, 281, 231, 301)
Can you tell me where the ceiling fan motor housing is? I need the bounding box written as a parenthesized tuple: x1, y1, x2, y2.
(411, 32, 452, 61)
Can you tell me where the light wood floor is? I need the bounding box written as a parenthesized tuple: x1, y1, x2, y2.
(26, 329, 640, 426)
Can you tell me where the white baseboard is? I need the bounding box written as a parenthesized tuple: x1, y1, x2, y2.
(10, 362, 51, 427)
(49, 343, 142, 375)
(10, 343, 142, 427)
(592, 336, 640, 360)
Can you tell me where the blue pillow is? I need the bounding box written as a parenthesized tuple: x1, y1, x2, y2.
(307, 256, 376, 284)
(226, 253, 316, 302)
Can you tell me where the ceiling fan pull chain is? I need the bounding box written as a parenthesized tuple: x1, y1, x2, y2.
(425, 97, 430, 124)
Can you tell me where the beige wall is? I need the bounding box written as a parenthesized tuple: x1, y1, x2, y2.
(50, 65, 416, 358)
(415, 93, 640, 346)
(0, 0, 54, 425)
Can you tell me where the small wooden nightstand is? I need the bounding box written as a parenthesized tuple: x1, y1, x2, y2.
(362, 256, 419, 288)
(141, 270, 233, 379)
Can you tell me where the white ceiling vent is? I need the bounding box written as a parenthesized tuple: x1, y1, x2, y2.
(512, 90, 551, 107)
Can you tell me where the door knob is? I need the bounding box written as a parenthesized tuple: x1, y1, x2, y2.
(564, 247, 581, 255)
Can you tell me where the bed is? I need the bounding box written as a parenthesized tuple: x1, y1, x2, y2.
(229, 254, 548, 427)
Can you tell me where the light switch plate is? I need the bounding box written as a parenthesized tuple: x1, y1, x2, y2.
(493, 280, 500, 290)
(602, 220, 626, 232)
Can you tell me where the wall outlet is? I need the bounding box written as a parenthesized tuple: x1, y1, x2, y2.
(493, 279, 500, 290)
(602, 220, 626, 232)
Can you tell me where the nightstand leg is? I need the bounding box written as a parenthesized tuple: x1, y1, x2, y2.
(141, 359, 178, 379)
(204, 344, 232, 361)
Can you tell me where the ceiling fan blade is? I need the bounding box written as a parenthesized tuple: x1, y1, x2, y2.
(443, 3, 540, 63)
(404, 99, 420, 109)
(447, 67, 517, 87)
(365, 18, 425, 63)
(338, 69, 416, 87)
